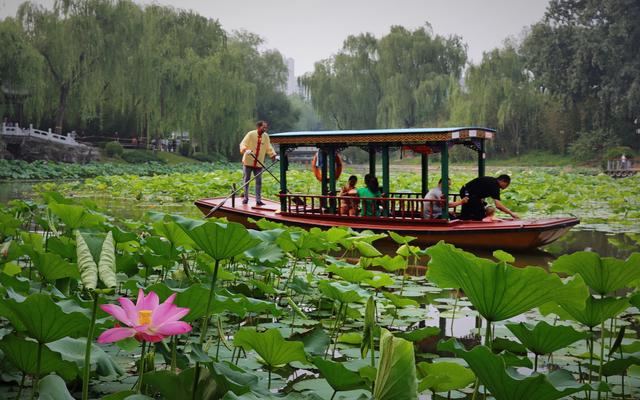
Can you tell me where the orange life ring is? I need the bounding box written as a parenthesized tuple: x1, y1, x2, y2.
(311, 153, 343, 182)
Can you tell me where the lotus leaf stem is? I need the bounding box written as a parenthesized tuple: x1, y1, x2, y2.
(598, 319, 605, 400)
(171, 336, 177, 373)
(16, 371, 25, 400)
(193, 258, 221, 400)
(30, 342, 43, 400)
(82, 293, 100, 400)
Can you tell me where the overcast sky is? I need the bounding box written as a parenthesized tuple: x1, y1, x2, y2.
(1, 0, 550, 75)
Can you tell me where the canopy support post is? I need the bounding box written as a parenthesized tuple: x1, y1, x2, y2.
(328, 147, 337, 213)
(478, 139, 485, 177)
(421, 152, 429, 197)
(321, 149, 328, 210)
(369, 146, 376, 176)
(382, 145, 390, 217)
(440, 142, 449, 219)
(279, 145, 288, 212)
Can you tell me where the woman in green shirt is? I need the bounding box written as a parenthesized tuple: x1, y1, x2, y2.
(357, 174, 382, 216)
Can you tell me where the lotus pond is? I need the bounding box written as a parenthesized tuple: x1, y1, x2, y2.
(0, 166, 639, 400)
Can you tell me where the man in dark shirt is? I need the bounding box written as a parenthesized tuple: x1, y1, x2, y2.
(459, 174, 519, 220)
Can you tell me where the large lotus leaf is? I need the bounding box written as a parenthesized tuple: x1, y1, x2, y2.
(318, 280, 368, 304)
(362, 272, 395, 289)
(327, 264, 374, 283)
(506, 321, 589, 355)
(311, 356, 368, 392)
(144, 236, 175, 259)
(47, 236, 76, 261)
(38, 374, 74, 400)
(213, 289, 280, 318)
(593, 355, 640, 376)
(551, 251, 640, 295)
(276, 230, 327, 258)
(361, 296, 376, 359)
(46, 337, 124, 377)
(143, 367, 221, 400)
(0, 293, 89, 343)
(145, 282, 208, 322)
(438, 339, 591, 400)
(291, 325, 331, 356)
(426, 241, 588, 322)
(373, 328, 417, 400)
(417, 361, 475, 393)
(233, 328, 308, 368)
(397, 243, 421, 258)
(0, 334, 78, 380)
(371, 255, 407, 272)
(211, 361, 259, 395)
(630, 291, 640, 309)
(224, 391, 325, 400)
(394, 327, 440, 342)
(180, 220, 260, 261)
(493, 250, 515, 263)
(244, 242, 284, 263)
(383, 292, 418, 308)
(559, 295, 629, 328)
(107, 225, 138, 244)
(152, 220, 195, 248)
(20, 231, 44, 257)
(0, 211, 21, 237)
(49, 203, 104, 229)
(32, 251, 79, 281)
(354, 241, 382, 258)
(388, 231, 417, 245)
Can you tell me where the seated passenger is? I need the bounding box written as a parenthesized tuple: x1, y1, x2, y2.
(482, 206, 503, 222)
(339, 175, 358, 216)
(357, 174, 382, 217)
(423, 178, 468, 219)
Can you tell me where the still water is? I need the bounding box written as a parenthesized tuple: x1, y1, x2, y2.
(1, 181, 638, 262)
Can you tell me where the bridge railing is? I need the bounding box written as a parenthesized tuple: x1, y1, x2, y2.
(1, 123, 84, 147)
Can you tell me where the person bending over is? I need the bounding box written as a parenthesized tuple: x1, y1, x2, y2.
(459, 174, 519, 221)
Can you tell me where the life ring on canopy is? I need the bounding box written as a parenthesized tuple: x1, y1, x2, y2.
(311, 153, 343, 182)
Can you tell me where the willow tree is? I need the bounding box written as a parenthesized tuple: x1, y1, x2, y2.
(376, 25, 466, 128)
(300, 33, 380, 130)
(17, 0, 119, 133)
(447, 46, 549, 156)
(0, 17, 47, 125)
(301, 26, 465, 130)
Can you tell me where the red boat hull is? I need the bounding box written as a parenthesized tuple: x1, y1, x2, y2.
(195, 197, 579, 251)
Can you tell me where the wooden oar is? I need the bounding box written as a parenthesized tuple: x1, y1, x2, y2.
(204, 159, 279, 218)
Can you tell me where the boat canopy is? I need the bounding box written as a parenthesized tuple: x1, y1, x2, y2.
(269, 127, 495, 145)
(271, 126, 496, 219)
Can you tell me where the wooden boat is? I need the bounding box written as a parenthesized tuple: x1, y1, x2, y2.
(195, 127, 579, 250)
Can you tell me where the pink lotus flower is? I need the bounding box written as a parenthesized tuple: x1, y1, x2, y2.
(98, 289, 192, 343)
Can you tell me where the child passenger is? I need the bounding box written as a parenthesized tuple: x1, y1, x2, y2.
(482, 206, 503, 222)
(339, 175, 358, 216)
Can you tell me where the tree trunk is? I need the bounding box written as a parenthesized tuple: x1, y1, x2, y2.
(55, 83, 70, 134)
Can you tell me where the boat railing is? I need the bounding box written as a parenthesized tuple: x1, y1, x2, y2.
(279, 193, 453, 220)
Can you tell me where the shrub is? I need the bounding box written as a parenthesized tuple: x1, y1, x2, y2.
(121, 150, 165, 164)
(568, 130, 620, 162)
(104, 141, 124, 157)
(191, 152, 219, 162)
(604, 146, 635, 160)
(178, 141, 192, 157)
